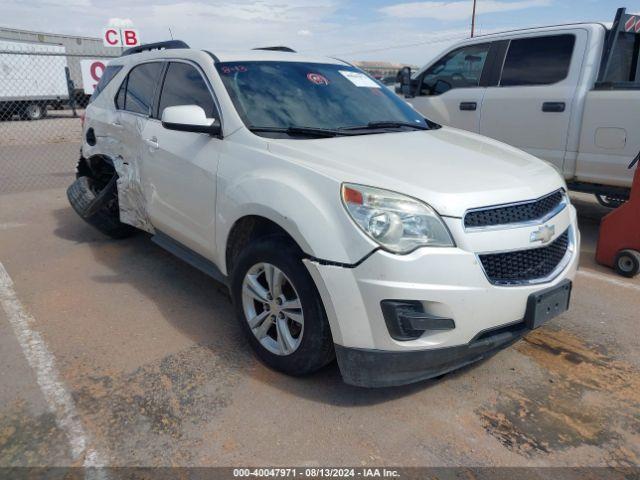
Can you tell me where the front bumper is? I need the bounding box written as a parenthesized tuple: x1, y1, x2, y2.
(335, 321, 528, 387)
(304, 205, 580, 387)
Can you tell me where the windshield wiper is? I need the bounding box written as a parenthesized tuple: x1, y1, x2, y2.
(249, 126, 344, 138)
(340, 121, 430, 131)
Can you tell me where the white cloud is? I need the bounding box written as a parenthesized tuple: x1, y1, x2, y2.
(135, 1, 339, 54)
(0, 0, 524, 65)
(380, 0, 551, 20)
(41, 0, 90, 6)
(150, 1, 335, 24)
(107, 17, 134, 27)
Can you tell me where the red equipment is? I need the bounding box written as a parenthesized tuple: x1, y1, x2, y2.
(596, 153, 640, 277)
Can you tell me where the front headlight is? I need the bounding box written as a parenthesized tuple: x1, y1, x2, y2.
(341, 183, 454, 254)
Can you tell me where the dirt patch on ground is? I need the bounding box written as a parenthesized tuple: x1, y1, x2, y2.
(0, 400, 71, 466)
(71, 343, 251, 465)
(477, 326, 640, 464)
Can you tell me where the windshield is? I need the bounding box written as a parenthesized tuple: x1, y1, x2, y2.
(215, 61, 428, 136)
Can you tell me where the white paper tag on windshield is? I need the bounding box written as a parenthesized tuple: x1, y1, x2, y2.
(339, 70, 381, 88)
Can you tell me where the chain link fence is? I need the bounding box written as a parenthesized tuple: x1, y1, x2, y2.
(0, 39, 118, 194)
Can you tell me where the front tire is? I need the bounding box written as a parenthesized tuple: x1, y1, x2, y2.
(231, 237, 334, 376)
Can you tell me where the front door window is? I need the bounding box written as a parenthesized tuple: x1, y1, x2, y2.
(420, 44, 490, 96)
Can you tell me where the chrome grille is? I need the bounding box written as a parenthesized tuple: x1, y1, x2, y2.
(479, 229, 570, 285)
(465, 190, 565, 229)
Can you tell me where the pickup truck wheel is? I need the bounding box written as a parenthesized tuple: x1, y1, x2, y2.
(614, 250, 640, 278)
(231, 237, 334, 376)
(596, 194, 626, 209)
(67, 176, 136, 239)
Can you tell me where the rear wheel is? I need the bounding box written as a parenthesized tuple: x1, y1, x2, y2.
(67, 175, 135, 239)
(596, 194, 627, 209)
(231, 237, 334, 375)
(614, 250, 640, 278)
(22, 103, 46, 121)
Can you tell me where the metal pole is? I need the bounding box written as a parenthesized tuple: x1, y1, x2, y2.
(65, 66, 77, 117)
(471, 0, 477, 37)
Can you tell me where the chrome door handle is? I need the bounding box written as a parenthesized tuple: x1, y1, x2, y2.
(145, 137, 159, 149)
(110, 121, 123, 128)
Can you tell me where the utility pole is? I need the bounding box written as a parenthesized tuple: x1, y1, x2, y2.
(471, 0, 477, 37)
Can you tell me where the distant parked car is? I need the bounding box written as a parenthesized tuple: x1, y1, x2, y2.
(380, 75, 396, 85)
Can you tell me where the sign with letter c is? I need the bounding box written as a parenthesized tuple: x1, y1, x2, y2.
(103, 28, 121, 47)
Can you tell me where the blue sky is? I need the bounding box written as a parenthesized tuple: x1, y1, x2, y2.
(3, 0, 640, 64)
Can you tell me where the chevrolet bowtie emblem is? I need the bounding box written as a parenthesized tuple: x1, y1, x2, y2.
(530, 224, 555, 244)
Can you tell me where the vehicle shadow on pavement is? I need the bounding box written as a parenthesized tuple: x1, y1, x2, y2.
(51, 206, 457, 407)
(255, 359, 486, 406)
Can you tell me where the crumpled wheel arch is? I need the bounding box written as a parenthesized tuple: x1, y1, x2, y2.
(75, 154, 155, 234)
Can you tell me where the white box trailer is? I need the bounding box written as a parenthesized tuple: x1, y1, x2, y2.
(0, 39, 70, 120)
(0, 27, 119, 107)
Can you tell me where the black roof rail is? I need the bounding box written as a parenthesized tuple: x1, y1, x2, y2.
(204, 50, 221, 63)
(121, 40, 190, 56)
(252, 46, 296, 53)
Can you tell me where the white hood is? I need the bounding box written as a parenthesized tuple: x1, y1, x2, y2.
(267, 127, 566, 218)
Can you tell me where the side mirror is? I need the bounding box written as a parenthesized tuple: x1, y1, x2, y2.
(398, 67, 411, 85)
(161, 105, 222, 136)
(398, 67, 414, 98)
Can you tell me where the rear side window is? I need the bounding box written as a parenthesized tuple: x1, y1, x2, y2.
(603, 31, 640, 83)
(500, 35, 575, 86)
(90, 65, 122, 103)
(158, 62, 216, 118)
(116, 62, 163, 115)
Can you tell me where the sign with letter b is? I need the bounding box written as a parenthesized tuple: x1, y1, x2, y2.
(102, 27, 141, 47)
(123, 29, 140, 46)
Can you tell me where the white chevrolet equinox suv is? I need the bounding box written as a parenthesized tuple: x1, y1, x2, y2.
(68, 41, 580, 387)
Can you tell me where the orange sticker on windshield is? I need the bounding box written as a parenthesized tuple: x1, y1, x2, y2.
(307, 73, 329, 85)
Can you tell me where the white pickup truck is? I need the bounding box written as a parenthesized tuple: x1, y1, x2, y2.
(401, 8, 640, 207)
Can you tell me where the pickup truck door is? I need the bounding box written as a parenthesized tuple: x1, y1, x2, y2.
(576, 89, 640, 188)
(140, 61, 222, 258)
(575, 27, 640, 189)
(479, 30, 587, 174)
(408, 43, 492, 133)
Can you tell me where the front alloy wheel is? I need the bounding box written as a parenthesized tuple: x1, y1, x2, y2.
(230, 236, 334, 376)
(242, 263, 304, 356)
